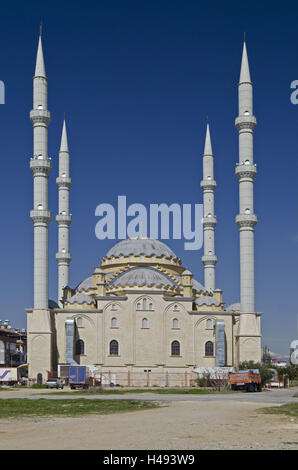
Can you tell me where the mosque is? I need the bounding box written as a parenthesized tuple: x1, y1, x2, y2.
(26, 31, 261, 385)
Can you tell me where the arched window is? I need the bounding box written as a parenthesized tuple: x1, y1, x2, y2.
(205, 341, 214, 357)
(142, 318, 148, 329)
(111, 317, 118, 328)
(206, 319, 213, 330)
(172, 318, 179, 329)
(136, 298, 154, 311)
(76, 317, 83, 328)
(171, 340, 180, 356)
(76, 339, 85, 355)
(110, 340, 119, 356)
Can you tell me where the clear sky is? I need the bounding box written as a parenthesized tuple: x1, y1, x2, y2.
(0, 0, 297, 357)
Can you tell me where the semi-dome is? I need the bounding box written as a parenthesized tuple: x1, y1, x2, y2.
(195, 296, 221, 307)
(226, 302, 240, 312)
(108, 266, 178, 288)
(65, 292, 96, 305)
(75, 276, 94, 292)
(105, 238, 177, 260)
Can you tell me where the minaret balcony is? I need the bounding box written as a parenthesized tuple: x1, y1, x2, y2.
(235, 115, 256, 131)
(30, 109, 51, 125)
(202, 216, 217, 228)
(202, 254, 218, 266)
(56, 252, 72, 263)
(235, 163, 257, 180)
(30, 158, 52, 175)
(56, 176, 72, 188)
(200, 179, 216, 191)
(30, 209, 51, 224)
(56, 214, 72, 226)
(236, 213, 258, 229)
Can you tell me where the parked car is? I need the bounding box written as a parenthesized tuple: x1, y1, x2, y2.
(45, 378, 64, 389)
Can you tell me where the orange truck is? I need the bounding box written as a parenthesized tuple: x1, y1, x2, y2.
(228, 369, 262, 392)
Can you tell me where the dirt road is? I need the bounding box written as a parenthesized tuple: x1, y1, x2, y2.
(0, 389, 297, 449)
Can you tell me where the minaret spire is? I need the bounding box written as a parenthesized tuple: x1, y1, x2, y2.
(239, 40, 251, 85)
(203, 122, 213, 156)
(34, 30, 46, 78)
(56, 118, 72, 306)
(200, 122, 217, 290)
(60, 118, 69, 152)
(235, 40, 261, 362)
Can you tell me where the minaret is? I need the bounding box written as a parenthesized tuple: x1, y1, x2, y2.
(200, 122, 217, 290)
(56, 119, 72, 306)
(30, 28, 51, 309)
(235, 39, 261, 363)
(235, 40, 258, 313)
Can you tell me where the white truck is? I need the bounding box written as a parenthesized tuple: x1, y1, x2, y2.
(0, 368, 18, 385)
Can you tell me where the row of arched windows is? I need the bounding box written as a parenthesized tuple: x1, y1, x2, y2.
(75, 339, 214, 357)
(77, 316, 214, 330)
(110, 317, 180, 329)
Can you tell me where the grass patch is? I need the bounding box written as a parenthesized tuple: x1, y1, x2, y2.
(0, 398, 160, 419)
(260, 402, 298, 418)
(41, 387, 238, 396)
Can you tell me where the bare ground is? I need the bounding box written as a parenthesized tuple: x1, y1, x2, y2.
(0, 398, 297, 450)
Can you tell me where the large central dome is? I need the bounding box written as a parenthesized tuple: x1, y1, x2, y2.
(105, 238, 177, 260)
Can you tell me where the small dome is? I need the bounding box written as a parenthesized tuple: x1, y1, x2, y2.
(226, 302, 240, 312)
(105, 238, 177, 260)
(108, 267, 178, 288)
(182, 270, 192, 275)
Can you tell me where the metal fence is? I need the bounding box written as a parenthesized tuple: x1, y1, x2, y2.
(56, 367, 198, 387)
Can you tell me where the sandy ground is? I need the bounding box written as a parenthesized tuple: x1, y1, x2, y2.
(0, 391, 297, 449)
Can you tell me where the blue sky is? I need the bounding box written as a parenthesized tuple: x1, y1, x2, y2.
(0, 0, 297, 356)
